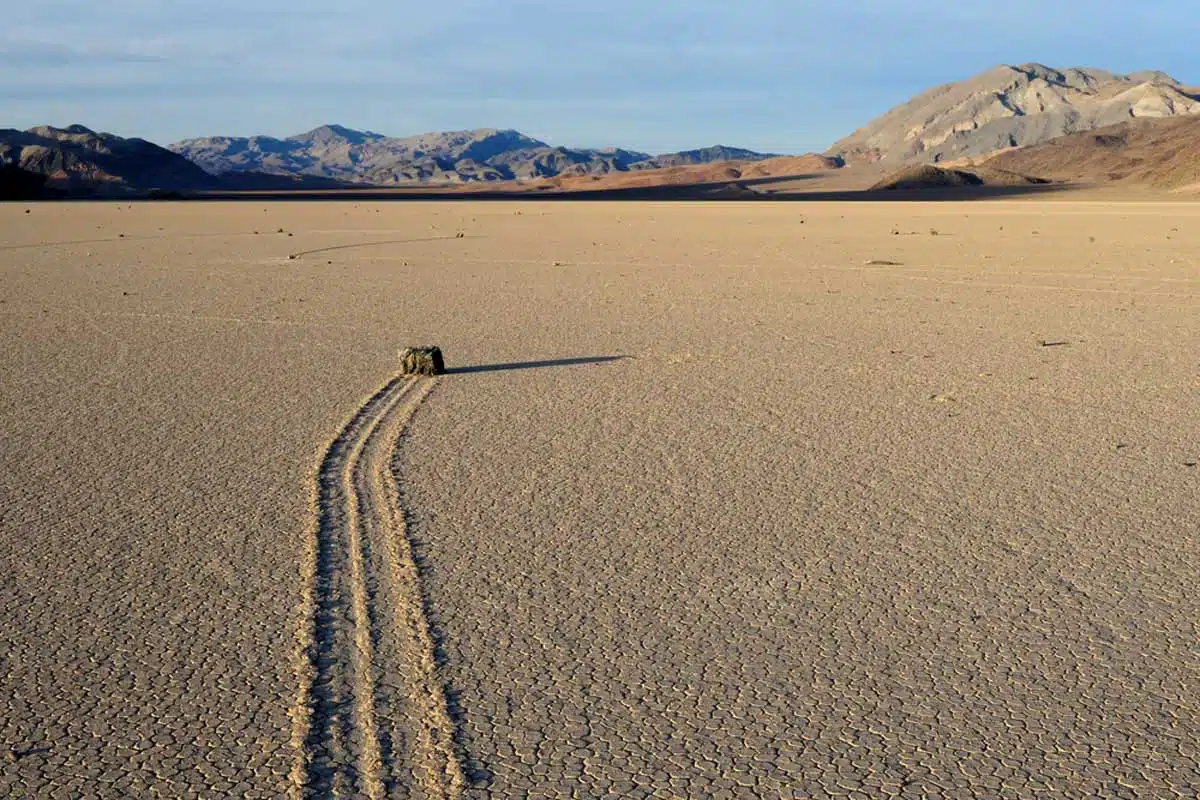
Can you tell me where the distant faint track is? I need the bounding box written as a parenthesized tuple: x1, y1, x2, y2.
(287, 235, 470, 260)
(0, 230, 267, 253)
(293, 375, 463, 799)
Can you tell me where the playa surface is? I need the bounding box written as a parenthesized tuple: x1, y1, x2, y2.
(1, 197, 1197, 798)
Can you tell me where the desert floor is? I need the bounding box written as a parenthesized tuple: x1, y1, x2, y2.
(1, 196, 1197, 799)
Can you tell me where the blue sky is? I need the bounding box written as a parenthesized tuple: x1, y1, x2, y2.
(3, 0, 1199, 153)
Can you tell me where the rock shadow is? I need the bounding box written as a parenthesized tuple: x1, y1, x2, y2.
(444, 355, 629, 375)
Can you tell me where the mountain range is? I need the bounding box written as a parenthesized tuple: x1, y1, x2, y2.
(4, 62, 1200, 197)
(168, 126, 779, 185)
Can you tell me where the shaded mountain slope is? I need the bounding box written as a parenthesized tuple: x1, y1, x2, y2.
(983, 114, 1200, 191)
(0, 125, 218, 194)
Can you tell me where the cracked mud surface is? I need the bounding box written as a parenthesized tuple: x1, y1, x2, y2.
(2, 199, 1198, 797)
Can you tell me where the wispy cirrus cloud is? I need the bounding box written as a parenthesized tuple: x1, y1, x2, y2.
(0, 36, 168, 65)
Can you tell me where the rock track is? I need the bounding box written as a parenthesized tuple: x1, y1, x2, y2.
(292, 375, 462, 799)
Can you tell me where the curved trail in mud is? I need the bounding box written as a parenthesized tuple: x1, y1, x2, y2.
(287, 235, 470, 261)
(293, 375, 463, 799)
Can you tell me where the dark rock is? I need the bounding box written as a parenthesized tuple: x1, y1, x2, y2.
(399, 346, 445, 376)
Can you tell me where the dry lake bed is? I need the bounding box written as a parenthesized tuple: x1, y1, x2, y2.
(1, 198, 1197, 798)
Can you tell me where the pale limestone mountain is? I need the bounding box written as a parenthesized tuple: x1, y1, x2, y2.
(827, 63, 1200, 164)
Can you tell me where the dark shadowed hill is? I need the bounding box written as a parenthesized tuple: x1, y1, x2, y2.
(0, 125, 219, 195)
(0, 165, 48, 199)
(870, 164, 1050, 191)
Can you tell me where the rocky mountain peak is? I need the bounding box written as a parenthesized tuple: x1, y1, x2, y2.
(828, 63, 1200, 164)
(290, 124, 385, 146)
